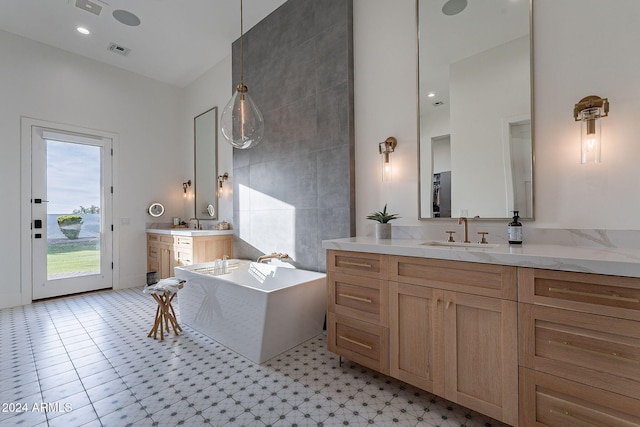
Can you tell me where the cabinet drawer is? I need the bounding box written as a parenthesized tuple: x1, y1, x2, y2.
(174, 236, 193, 247)
(520, 367, 640, 427)
(390, 256, 517, 300)
(519, 268, 640, 321)
(328, 272, 388, 325)
(327, 250, 386, 279)
(175, 248, 193, 266)
(148, 233, 160, 243)
(519, 303, 640, 399)
(327, 313, 388, 374)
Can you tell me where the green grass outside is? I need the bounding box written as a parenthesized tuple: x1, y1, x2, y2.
(47, 240, 100, 275)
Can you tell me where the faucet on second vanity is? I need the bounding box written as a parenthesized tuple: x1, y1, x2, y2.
(188, 217, 200, 230)
(458, 217, 470, 243)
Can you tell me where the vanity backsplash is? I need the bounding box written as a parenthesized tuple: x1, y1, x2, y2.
(387, 224, 640, 250)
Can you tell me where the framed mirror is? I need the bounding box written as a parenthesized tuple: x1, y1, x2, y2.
(194, 106, 218, 220)
(418, 0, 533, 219)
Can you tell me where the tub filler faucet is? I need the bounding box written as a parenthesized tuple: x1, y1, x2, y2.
(257, 252, 289, 263)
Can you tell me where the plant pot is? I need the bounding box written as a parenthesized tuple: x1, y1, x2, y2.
(59, 222, 82, 240)
(375, 223, 392, 239)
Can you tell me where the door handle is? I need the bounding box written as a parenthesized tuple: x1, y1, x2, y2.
(34, 219, 42, 229)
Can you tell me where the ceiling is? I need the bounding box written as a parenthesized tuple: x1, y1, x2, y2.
(0, 0, 287, 87)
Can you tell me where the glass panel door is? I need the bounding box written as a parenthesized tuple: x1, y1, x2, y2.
(32, 127, 113, 299)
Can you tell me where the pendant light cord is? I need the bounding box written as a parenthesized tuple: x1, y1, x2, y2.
(240, 0, 244, 84)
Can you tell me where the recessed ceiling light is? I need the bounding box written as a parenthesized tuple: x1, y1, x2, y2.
(76, 26, 90, 35)
(427, 92, 436, 98)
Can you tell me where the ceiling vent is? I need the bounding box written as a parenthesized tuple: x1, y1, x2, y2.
(107, 43, 131, 56)
(75, 0, 103, 16)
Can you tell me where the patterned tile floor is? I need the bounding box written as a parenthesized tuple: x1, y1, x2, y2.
(0, 288, 507, 427)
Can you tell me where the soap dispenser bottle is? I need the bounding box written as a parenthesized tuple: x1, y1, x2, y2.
(508, 211, 522, 244)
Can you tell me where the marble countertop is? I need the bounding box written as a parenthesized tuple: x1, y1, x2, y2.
(322, 237, 640, 278)
(146, 228, 234, 237)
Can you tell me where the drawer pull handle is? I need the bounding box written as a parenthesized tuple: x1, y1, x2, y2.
(338, 293, 372, 303)
(340, 261, 373, 268)
(548, 340, 639, 364)
(445, 301, 452, 309)
(549, 409, 600, 427)
(548, 287, 639, 303)
(339, 336, 372, 350)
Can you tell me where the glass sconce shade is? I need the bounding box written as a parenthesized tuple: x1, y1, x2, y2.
(220, 84, 264, 150)
(381, 152, 392, 181)
(574, 96, 608, 164)
(378, 137, 398, 181)
(580, 109, 601, 164)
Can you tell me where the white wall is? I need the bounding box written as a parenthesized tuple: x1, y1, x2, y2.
(353, 0, 419, 233)
(0, 30, 186, 308)
(354, 0, 640, 233)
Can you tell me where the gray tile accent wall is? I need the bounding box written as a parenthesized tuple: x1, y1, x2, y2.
(232, 0, 355, 272)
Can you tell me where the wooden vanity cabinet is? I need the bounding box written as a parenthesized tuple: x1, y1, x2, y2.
(518, 268, 640, 426)
(326, 251, 518, 426)
(147, 233, 233, 279)
(389, 256, 518, 426)
(327, 249, 640, 426)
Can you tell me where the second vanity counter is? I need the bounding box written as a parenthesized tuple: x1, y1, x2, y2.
(146, 228, 234, 237)
(322, 236, 640, 279)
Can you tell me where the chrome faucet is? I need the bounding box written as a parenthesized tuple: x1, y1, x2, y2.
(458, 217, 470, 243)
(188, 217, 200, 230)
(257, 252, 289, 263)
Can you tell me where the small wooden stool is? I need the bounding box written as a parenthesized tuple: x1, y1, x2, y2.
(144, 280, 184, 340)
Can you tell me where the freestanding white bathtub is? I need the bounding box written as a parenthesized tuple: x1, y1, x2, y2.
(175, 260, 326, 363)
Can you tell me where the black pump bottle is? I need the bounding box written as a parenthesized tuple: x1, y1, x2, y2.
(508, 211, 522, 244)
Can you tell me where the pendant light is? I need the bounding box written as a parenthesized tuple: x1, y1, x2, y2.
(220, 0, 264, 149)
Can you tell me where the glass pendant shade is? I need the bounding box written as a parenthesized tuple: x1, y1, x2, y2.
(220, 83, 264, 149)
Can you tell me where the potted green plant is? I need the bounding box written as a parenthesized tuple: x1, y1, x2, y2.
(57, 215, 83, 240)
(366, 204, 400, 239)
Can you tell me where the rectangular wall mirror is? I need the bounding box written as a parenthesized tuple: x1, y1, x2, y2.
(194, 106, 218, 220)
(418, 0, 533, 219)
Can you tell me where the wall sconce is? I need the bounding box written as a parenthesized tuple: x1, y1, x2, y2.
(182, 179, 191, 198)
(218, 172, 229, 189)
(574, 95, 609, 164)
(378, 137, 398, 181)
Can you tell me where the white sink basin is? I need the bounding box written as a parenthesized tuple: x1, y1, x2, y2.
(421, 241, 499, 248)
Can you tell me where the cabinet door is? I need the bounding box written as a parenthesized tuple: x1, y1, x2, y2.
(193, 235, 234, 264)
(159, 247, 172, 279)
(443, 291, 518, 426)
(389, 282, 444, 395)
